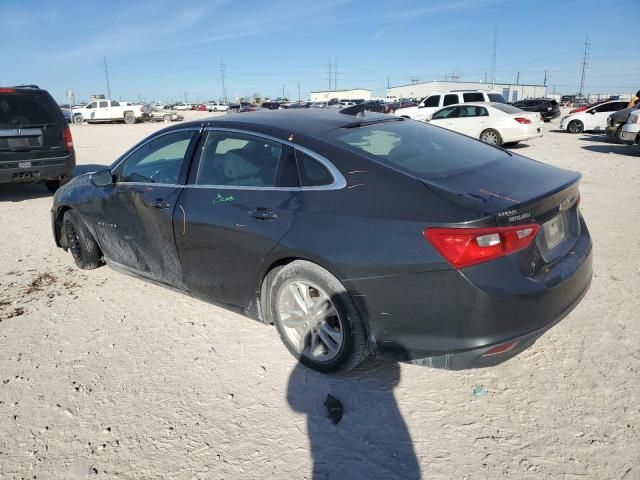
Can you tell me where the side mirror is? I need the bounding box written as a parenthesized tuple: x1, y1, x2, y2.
(91, 169, 115, 187)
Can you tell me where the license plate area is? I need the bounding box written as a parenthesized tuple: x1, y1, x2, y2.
(8, 138, 30, 148)
(18, 161, 33, 169)
(543, 215, 565, 250)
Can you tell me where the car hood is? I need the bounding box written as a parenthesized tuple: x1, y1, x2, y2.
(421, 152, 580, 214)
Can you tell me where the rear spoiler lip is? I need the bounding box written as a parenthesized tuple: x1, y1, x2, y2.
(421, 172, 581, 219)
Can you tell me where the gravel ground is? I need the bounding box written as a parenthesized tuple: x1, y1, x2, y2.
(1, 111, 639, 479)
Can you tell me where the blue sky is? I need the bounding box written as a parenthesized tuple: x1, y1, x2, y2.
(1, 0, 638, 103)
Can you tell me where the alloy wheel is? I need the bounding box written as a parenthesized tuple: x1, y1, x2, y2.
(277, 281, 344, 362)
(481, 130, 499, 145)
(65, 222, 83, 263)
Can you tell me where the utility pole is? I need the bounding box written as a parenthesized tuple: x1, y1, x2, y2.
(327, 58, 332, 91)
(483, 72, 487, 83)
(334, 59, 338, 91)
(386, 76, 390, 89)
(297, 82, 301, 103)
(220, 59, 227, 103)
(102, 56, 112, 99)
(282, 84, 285, 99)
(490, 26, 497, 86)
(516, 71, 520, 85)
(543, 70, 548, 87)
(579, 35, 590, 97)
(184, 92, 188, 103)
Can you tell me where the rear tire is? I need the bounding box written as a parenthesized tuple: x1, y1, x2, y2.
(73, 115, 83, 125)
(615, 126, 624, 143)
(63, 210, 102, 270)
(480, 128, 503, 147)
(268, 260, 368, 373)
(124, 113, 136, 124)
(567, 120, 584, 134)
(163, 114, 171, 122)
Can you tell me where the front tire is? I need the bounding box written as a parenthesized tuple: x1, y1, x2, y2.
(567, 120, 584, 134)
(163, 114, 171, 122)
(480, 128, 503, 147)
(268, 261, 368, 373)
(63, 210, 102, 270)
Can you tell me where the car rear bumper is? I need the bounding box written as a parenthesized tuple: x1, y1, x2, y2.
(0, 152, 75, 184)
(347, 214, 593, 369)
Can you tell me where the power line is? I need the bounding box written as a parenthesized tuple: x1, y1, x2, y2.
(579, 34, 590, 96)
(102, 56, 112, 99)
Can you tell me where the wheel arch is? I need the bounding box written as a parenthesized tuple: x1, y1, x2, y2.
(249, 252, 375, 348)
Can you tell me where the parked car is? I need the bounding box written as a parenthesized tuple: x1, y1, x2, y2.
(194, 105, 208, 112)
(206, 102, 229, 112)
(72, 100, 150, 125)
(148, 109, 183, 123)
(51, 109, 592, 373)
(173, 103, 191, 111)
(385, 99, 417, 114)
(395, 90, 506, 121)
(261, 101, 281, 110)
(619, 110, 640, 145)
(60, 108, 72, 123)
(428, 103, 543, 147)
(512, 98, 561, 122)
(569, 99, 607, 114)
(560, 100, 629, 133)
(605, 105, 640, 143)
(0, 85, 75, 192)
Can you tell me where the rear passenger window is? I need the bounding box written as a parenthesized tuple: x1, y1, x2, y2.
(422, 95, 440, 107)
(196, 132, 283, 187)
(443, 94, 458, 106)
(462, 93, 484, 103)
(99, 101, 108, 108)
(296, 150, 334, 187)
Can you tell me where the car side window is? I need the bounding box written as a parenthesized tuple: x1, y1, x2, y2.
(422, 95, 440, 108)
(99, 101, 108, 108)
(459, 106, 488, 117)
(432, 106, 459, 119)
(118, 130, 193, 184)
(462, 93, 484, 103)
(87, 102, 97, 109)
(296, 150, 334, 187)
(443, 94, 458, 106)
(111, 100, 120, 106)
(196, 132, 284, 187)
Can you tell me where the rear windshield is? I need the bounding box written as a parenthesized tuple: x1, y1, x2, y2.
(492, 103, 523, 114)
(0, 92, 62, 128)
(488, 93, 506, 103)
(327, 120, 508, 178)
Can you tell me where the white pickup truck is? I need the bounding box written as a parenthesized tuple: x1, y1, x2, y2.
(71, 100, 150, 125)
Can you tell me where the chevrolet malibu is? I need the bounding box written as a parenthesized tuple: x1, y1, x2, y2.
(51, 109, 592, 373)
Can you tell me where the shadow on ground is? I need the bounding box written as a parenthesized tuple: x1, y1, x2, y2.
(581, 144, 638, 155)
(287, 359, 421, 480)
(0, 164, 107, 202)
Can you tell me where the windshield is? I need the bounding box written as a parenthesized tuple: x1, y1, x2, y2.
(492, 103, 524, 114)
(326, 119, 508, 178)
(0, 92, 62, 127)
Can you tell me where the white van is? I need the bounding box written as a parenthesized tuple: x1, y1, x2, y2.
(394, 90, 506, 122)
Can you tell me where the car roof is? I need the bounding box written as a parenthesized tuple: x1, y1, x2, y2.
(165, 109, 392, 137)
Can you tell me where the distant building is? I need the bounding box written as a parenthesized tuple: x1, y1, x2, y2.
(387, 81, 547, 103)
(310, 88, 372, 102)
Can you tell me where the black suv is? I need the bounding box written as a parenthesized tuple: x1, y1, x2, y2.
(0, 85, 75, 192)
(512, 98, 561, 122)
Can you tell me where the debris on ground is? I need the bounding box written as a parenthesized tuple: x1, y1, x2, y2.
(324, 394, 344, 424)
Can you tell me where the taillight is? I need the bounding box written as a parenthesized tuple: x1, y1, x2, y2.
(0, 87, 16, 93)
(63, 126, 74, 150)
(423, 224, 539, 269)
(514, 117, 532, 124)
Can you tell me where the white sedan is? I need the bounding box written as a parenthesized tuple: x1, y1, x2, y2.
(427, 103, 544, 147)
(206, 102, 229, 112)
(559, 99, 628, 133)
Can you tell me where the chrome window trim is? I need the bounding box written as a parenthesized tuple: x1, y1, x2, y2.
(191, 127, 346, 192)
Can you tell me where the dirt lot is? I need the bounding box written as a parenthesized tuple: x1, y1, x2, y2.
(1, 111, 639, 479)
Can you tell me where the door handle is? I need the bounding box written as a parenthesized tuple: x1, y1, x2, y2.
(248, 208, 278, 220)
(150, 199, 171, 209)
